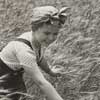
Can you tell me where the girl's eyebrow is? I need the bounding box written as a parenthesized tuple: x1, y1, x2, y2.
(54, 32, 58, 35)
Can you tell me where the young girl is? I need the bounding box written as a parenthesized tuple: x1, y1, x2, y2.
(0, 6, 68, 100)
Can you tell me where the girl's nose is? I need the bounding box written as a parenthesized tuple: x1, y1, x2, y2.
(49, 34, 56, 41)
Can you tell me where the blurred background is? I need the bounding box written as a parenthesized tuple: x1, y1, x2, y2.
(1, 0, 100, 100)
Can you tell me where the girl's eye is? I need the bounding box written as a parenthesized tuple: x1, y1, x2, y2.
(54, 33, 58, 35)
(44, 32, 51, 35)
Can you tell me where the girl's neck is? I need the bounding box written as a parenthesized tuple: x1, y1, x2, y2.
(31, 32, 41, 50)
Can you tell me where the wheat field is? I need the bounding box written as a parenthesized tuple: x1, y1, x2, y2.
(0, 0, 100, 100)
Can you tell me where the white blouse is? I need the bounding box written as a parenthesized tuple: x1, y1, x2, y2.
(0, 31, 38, 71)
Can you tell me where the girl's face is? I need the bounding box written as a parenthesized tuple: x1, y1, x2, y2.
(34, 23, 60, 46)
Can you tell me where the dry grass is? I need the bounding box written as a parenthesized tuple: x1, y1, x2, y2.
(1, 0, 100, 100)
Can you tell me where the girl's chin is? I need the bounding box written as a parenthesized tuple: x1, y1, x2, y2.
(42, 43, 49, 47)
(41, 42, 50, 47)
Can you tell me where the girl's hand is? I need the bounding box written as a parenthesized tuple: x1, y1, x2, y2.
(50, 65, 64, 77)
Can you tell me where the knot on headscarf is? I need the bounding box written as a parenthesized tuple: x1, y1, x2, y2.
(31, 6, 70, 25)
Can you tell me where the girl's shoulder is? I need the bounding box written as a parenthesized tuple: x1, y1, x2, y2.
(18, 31, 32, 41)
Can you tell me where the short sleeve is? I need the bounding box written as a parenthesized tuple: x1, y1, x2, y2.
(15, 41, 38, 68)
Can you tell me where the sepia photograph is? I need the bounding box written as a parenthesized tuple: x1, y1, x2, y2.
(0, 0, 100, 100)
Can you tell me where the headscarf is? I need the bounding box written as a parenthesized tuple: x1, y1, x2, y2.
(31, 6, 70, 25)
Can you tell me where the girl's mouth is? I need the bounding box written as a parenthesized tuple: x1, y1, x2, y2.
(42, 40, 52, 46)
